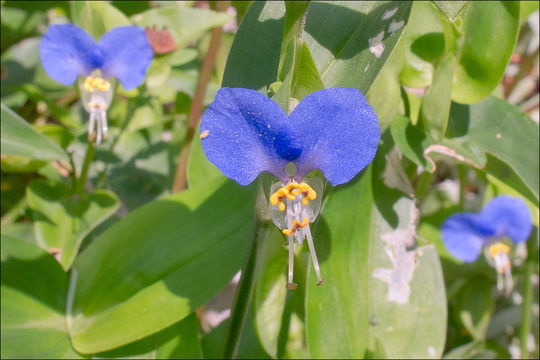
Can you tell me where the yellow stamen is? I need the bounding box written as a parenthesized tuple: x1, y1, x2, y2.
(83, 76, 111, 92)
(270, 182, 317, 211)
(282, 217, 309, 236)
(488, 243, 510, 258)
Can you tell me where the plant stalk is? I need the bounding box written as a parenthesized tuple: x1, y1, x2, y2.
(75, 143, 95, 195)
(519, 229, 537, 359)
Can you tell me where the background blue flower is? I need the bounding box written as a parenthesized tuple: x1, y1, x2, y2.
(40, 24, 153, 90)
(441, 195, 533, 262)
(200, 87, 380, 186)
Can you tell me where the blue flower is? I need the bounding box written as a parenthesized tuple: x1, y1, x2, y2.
(441, 195, 533, 294)
(40, 24, 153, 143)
(200, 87, 380, 288)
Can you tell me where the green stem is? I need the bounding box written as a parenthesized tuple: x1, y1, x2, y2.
(519, 229, 537, 359)
(222, 185, 270, 358)
(75, 143, 95, 195)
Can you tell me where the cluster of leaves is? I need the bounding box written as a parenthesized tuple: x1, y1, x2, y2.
(1, 1, 539, 359)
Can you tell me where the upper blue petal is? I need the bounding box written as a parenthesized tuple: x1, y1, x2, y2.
(441, 213, 494, 262)
(98, 26, 153, 90)
(288, 87, 380, 185)
(479, 195, 532, 243)
(200, 88, 301, 185)
(40, 24, 102, 85)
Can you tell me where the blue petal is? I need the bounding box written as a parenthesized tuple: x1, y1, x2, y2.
(40, 24, 101, 85)
(288, 87, 380, 185)
(480, 195, 533, 243)
(98, 26, 153, 90)
(200, 88, 302, 185)
(441, 213, 494, 262)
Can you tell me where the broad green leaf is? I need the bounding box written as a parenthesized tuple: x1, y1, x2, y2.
(94, 313, 202, 359)
(1, 103, 69, 161)
(443, 340, 510, 359)
(306, 135, 447, 358)
(390, 115, 486, 174)
(76, 1, 131, 39)
(1, 155, 46, 173)
(1, 235, 85, 359)
(252, 227, 287, 358)
(447, 97, 539, 201)
(252, 225, 310, 359)
(452, 1, 520, 104)
(399, 1, 455, 88)
(305, 1, 412, 92)
(271, 1, 318, 112)
(485, 154, 539, 215)
(222, 1, 285, 93)
(26, 179, 120, 270)
(455, 276, 494, 340)
(131, 6, 233, 48)
(366, 40, 405, 131)
(145, 49, 198, 89)
(432, 1, 469, 22)
(272, 42, 324, 112)
(419, 52, 455, 141)
(187, 124, 224, 188)
(68, 177, 256, 353)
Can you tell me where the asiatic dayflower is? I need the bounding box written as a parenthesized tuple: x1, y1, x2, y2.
(441, 195, 533, 295)
(40, 24, 153, 144)
(200, 87, 380, 289)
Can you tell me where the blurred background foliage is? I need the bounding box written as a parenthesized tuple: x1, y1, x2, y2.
(1, 1, 539, 359)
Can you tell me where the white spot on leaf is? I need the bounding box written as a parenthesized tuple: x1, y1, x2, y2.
(388, 20, 405, 34)
(369, 31, 385, 58)
(373, 202, 420, 304)
(381, 7, 398, 20)
(428, 346, 436, 357)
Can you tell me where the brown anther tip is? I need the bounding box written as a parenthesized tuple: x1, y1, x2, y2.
(316, 278, 326, 286)
(88, 132, 96, 142)
(286, 282, 298, 290)
(103, 134, 109, 141)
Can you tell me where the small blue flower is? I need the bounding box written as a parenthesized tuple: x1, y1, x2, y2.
(441, 195, 533, 294)
(200, 87, 380, 288)
(40, 24, 153, 143)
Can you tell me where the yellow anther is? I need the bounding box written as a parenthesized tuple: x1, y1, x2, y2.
(84, 76, 94, 91)
(488, 243, 510, 258)
(83, 76, 111, 92)
(282, 217, 309, 236)
(270, 182, 317, 212)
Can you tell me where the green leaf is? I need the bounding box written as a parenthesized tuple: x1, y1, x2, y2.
(455, 276, 494, 340)
(187, 124, 224, 188)
(145, 49, 198, 89)
(1, 103, 69, 161)
(131, 6, 233, 48)
(305, 1, 412, 92)
(1, 235, 85, 359)
(26, 179, 120, 270)
(432, 1, 469, 22)
(75, 1, 131, 39)
(399, 1, 455, 88)
(366, 40, 405, 131)
(271, 1, 320, 112)
(222, 1, 285, 93)
(419, 52, 455, 141)
(306, 135, 447, 358)
(452, 1, 520, 104)
(448, 97, 539, 201)
(443, 340, 510, 359)
(252, 227, 288, 358)
(94, 313, 202, 359)
(485, 154, 539, 212)
(68, 177, 256, 353)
